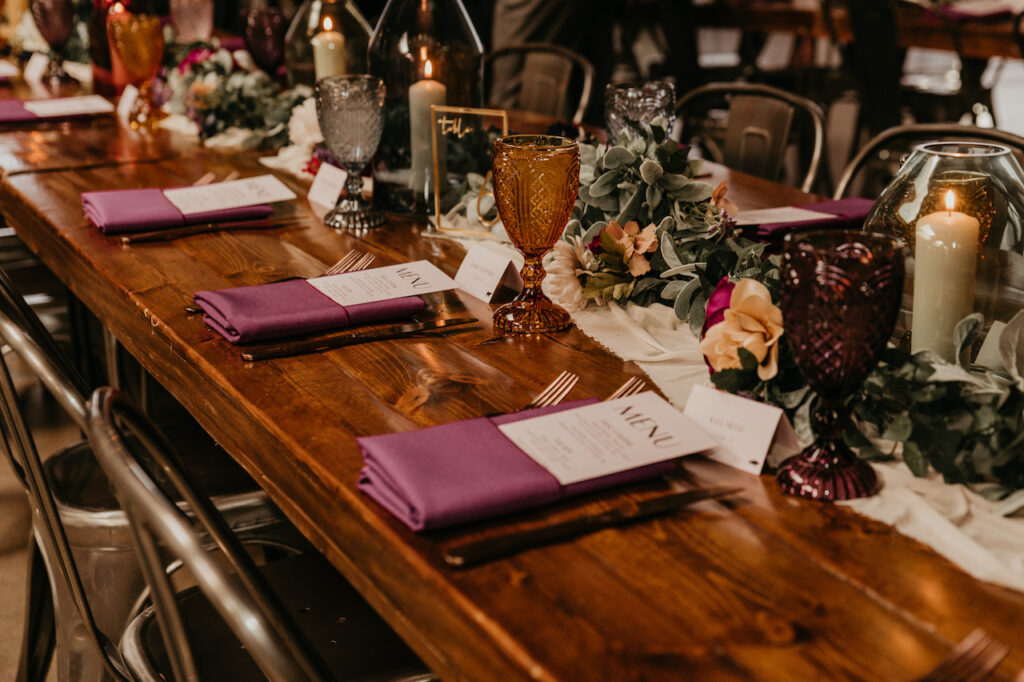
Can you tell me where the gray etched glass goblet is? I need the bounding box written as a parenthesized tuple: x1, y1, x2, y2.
(315, 75, 386, 231)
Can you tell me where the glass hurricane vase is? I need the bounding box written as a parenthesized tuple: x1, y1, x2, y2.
(866, 141, 1024, 363)
(284, 0, 371, 87)
(368, 0, 484, 215)
(605, 80, 676, 141)
(776, 230, 905, 501)
(491, 135, 580, 334)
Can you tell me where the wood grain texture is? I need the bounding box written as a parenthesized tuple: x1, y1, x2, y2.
(0, 117, 1021, 681)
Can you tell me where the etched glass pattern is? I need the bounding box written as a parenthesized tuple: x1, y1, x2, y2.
(491, 135, 580, 334)
(315, 75, 387, 230)
(170, 0, 214, 42)
(775, 230, 905, 501)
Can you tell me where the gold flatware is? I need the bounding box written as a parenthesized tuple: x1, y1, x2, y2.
(443, 486, 742, 568)
(518, 370, 579, 410)
(918, 629, 1009, 682)
(121, 218, 302, 245)
(240, 316, 478, 362)
(605, 376, 647, 401)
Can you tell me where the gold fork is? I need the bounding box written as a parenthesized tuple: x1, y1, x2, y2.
(519, 371, 579, 411)
(605, 376, 647, 401)
(918, 629, 1009, 682)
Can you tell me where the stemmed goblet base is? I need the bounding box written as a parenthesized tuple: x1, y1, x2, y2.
(776, 440, 879, 501)
(43, 59, 79, 94)
(324, 199, 386, 232)
(494, 255, 571, 334)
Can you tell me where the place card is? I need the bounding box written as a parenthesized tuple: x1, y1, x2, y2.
(454, 243, 523, 303)
(683, 385, 800, 475)
(734, 206, 836, 226)
(307, 260, 457, 307)
(307, 162, 347, 220)
(22, 95, 115, 118)
(23, 53, 49, 85)
(163, 174, 296, 216)
(0, 61, 20, 79)
(498, 392, 716, 486)
(116, 84, 139, 123)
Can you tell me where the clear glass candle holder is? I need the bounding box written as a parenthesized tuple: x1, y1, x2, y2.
(605, 80, 676, 141)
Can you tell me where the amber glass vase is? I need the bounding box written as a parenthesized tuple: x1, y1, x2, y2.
(491, 135, 580, 334)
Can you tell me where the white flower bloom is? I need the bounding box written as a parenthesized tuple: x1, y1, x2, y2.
(543, 238, 588, 311)
(287, 98, 323, 148)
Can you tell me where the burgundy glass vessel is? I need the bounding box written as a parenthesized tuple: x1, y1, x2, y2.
(776, 230, 905, 501)
(243, 8, 288, 76)
(30, 0, 78, 92)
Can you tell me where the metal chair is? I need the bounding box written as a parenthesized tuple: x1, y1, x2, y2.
(0, 268, 306, 682)
(675, 82, 826, 193)
(87, 387, 437, 682)
(486, 42, 595, 126)
(833, 123, 1024, 199)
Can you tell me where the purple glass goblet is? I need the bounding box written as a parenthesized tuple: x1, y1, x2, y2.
(775, 229, 905, 501)
(29, 0, 79, 92)
(243, 8, 287, 76)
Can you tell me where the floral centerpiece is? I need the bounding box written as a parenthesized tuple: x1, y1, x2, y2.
(549, 119, 1024, 498)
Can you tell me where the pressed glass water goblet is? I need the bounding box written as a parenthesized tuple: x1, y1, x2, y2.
(605, 80, 676, 141)
(776, 229, 906, 501)
(244, 8, 288, 76)
(109, 13, 166, 130)
(491, 135, 580, 334)
(315, 75, 386, 231)
(170, 0, 214, 42)
(29, 0, 78, 92)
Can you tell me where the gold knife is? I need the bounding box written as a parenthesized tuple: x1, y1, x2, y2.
(120, 218, 302, 244)
(443, 486, 742, 568)
(241, 316, 478, 362)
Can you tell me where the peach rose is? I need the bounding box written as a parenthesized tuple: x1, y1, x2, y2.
(698, 279, 783, 380)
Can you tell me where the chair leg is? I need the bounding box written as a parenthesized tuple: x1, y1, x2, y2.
(16, 541, 55, 682)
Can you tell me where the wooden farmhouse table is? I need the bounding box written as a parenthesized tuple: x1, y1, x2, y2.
(697, 0, 1023, 60)
(0, 105, 1022, 681)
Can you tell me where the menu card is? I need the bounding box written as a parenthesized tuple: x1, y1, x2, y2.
(734, 206, 836, 226)
(0, 61, 20, 79)
(162, 174, 295, 216)
(498, 392, 716, 485)
(22, 95, 114, 118)
(307, 260, 457, 307)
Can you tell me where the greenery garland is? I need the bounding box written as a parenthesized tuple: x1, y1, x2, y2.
(556, 120, 1024, 497)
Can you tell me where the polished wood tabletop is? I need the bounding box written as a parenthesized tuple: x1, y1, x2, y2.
(698, 0, 1022, 60)
(0, 106, 1022, 680)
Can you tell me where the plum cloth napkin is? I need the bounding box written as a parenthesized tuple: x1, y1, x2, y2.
(0, 100, 39, 123)
(357, 399, 681, 531)
(194, 278, 425, 344)
(751, 197, 875, 241)
(81, 188, 273, 235)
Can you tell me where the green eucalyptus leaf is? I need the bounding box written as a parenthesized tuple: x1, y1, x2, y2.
(659, 173, 691, 191)
(601, 145, 637, 169)
(902, 440, 930, 476)
(673, 181, 714, 202)
(589, 170, 622, 197)
(882, 412, 913, 441)
(639, 158, 664, 185)
(687, 291, 707, 334)
(646, 183, 663, 211)
(660, 231, 683, 269)
(616, 188, 643, 224)
(660, 279, 687, 301)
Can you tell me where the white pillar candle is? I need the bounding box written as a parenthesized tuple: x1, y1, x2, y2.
(312, 16, 346, 80)
(409, 58, 447, 198)
(911, 190, 980, 361)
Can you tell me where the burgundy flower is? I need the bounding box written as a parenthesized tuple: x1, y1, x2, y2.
(703, 276, 735, 336)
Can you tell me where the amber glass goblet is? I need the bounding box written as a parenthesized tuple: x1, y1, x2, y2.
(109, 14, 166, 130)
(491, 135, 580, 334)
(776, 230, 905, 501)
(30, 0, 78, 92)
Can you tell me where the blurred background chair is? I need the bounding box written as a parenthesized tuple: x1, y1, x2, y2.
(485, 42, 595, 125)
(0, 268, 306, 682)
(87, 387, 436, 682)
(675, 81, 826, 193)
(833, 122, 1024, 199)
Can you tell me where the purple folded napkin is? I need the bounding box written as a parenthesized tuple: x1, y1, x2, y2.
(752, 197, 875, 241)
(194, 278, 425, 344)
(0, 99, 39, 123)
(357, 400, 680, 531)
(81, 188, 273, 235)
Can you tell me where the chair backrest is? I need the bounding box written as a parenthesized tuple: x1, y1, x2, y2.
(86, 387, 333, 682)
(834, 123, 1024, 198)
(0, 268, 130, 679)
(485, 42, 595, 125)
(675, 82, 826, 193)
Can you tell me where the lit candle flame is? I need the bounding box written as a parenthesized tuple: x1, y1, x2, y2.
(112, 1, 125, 12)
(323, 16, 333, 31)
(425, 58, 433, 79)
(945, 190, 956, 214)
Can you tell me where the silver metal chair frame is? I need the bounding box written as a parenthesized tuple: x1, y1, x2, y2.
(833, 123, 1024, 198)
(675, 81, 827, 193)
(88, 388, 435, 682)
(0, 268, 304, 682)
(486, 42, 596, 126)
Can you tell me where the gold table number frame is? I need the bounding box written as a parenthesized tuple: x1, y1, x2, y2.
(429, 105, 509, 236)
